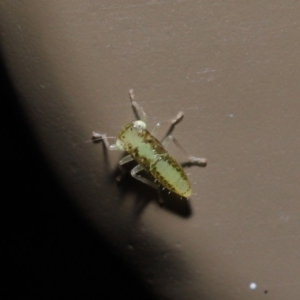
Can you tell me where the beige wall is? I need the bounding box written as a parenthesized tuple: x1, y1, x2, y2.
(1, 1, 300, 299)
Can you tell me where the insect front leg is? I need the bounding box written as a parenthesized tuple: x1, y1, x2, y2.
(131, 164, 163, 203)
(129, 89, 147, 122)
(162, 135, 207, 166)
(92, 132, 118, 150)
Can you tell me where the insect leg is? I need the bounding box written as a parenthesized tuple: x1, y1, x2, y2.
(119, 155, 134, 165)
(131, 164, 163, 203)
(92, 132, 118, 150)
(116, 155, 134, 182)
(162, 135, 207, 166)
(151, 111, 184, 137)
(129, 89, 147, 122)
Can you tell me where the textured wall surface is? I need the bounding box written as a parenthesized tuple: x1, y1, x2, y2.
(1, 1, 300, 299)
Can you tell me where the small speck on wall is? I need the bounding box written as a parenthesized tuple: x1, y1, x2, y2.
(249, 282, 257, 290)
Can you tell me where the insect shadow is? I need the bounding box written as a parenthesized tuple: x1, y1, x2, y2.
(92, 89, 206, 217)
(112, 158, 194, 218)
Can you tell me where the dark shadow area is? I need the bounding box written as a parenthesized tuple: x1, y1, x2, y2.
(0, 55, 155, 299)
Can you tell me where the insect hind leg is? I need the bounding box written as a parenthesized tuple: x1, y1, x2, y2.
(162, 135, 207, 166)
(131, 164, 163, 203)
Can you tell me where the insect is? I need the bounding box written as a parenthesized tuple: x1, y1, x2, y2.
(92, 89, 206, 202)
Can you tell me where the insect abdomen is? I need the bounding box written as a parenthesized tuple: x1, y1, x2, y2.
(150, 155, 191, 198)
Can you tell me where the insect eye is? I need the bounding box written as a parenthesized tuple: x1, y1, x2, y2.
(133, 120, 146, 131)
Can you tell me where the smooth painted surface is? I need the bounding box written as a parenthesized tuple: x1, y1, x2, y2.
(1, 1, 300, 299)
